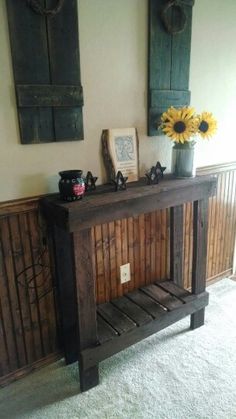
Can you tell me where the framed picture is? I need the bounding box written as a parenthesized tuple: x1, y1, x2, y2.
(102, 128, 139, 182)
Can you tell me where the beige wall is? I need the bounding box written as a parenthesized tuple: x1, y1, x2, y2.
(0, 0, 235, 202)
(190, 0, 236, 167)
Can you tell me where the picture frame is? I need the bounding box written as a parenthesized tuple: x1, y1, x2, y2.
(102, 127, 139, 183)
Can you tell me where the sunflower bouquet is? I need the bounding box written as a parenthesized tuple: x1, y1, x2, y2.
(160, 107, 217, 145)
(160, 106, 217, 177)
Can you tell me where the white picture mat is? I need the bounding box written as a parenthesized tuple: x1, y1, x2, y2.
(107, 128, 139, 182)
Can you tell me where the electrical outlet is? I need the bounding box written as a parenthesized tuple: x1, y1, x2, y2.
(120, 263, 131, 284)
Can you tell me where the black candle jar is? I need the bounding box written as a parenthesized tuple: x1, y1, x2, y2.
(58, 170, 86, 201)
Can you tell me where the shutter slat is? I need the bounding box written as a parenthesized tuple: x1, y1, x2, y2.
(17, 85, 83, 108)
(46, 0, 84, 141)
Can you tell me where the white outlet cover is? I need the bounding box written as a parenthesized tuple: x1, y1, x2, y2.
(120, 263, 131, 284)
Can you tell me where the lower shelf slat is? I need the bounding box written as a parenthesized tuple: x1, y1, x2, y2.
(141, 284, 183, 310)
(126, 289, 167, 318)
(157, 280, 194, 302)
(111, 296, 152, 327)
(97, 302, 136, 335)
(97, 316, 118, 344)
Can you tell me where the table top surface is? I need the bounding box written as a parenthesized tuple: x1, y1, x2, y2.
(42, 174, 217, 210)
(40, 175, 217, 231)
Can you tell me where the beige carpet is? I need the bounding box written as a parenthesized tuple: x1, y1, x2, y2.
(1, 278, 236, 419)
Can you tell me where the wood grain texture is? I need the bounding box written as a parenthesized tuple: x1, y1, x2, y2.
(148, 0, 193, 135)
(183, 167, 236, 287)
(190, 248, 207, 329)
(170, 205, 184, 286)
(6, 0, 54, 143)
(82, 287, 209, 370)
(192, 198, 209, 294)
(16, 84, 83, 108)
(0, 164, 235, 385)
(0, 201, 58, 382)
(6, 0, 83, 143)
(73, 229, 99, 390)
(92, 210, 170, 304)
(46, 0, 84, 141)
(41, 175, 216, 232)
(52, 226, 78, 364)
(73, 229, 98, 349)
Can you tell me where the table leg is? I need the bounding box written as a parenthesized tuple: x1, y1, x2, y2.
(52, 225, 78, 364)
(191, 198, 209, 330)
(170, 205, 184, 287)
(79, 363, 99, 392)
(73, 228, 99, 391)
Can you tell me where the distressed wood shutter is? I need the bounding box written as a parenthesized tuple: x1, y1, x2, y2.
(148, 0, 194, 136)
(6, 0, 84, 144)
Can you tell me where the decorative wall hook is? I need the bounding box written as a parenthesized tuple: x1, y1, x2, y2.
(26, 0, 65, 17)
(161, 0, 187, 35)
(112, 171, 128, 191)
(85, 171, 98, 192)
(146, 162, 166, 185)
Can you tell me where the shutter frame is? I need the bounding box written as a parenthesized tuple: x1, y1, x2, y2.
(148, 0, 194, 136)
(6, 0, 84, 144)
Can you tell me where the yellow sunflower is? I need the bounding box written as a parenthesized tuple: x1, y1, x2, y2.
(197, 112, 217, 139)
(160, 107, 198, 144)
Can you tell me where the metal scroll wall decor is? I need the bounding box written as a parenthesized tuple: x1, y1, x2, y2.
(6, 0, 84, 144)
(148, 0, 195, 136)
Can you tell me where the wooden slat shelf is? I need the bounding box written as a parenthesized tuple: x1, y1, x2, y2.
(96, 280, 208, 347)
(82, 280, 208, 370)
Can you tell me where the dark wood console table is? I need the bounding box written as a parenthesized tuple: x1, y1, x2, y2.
(41, 175, 217, 392)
